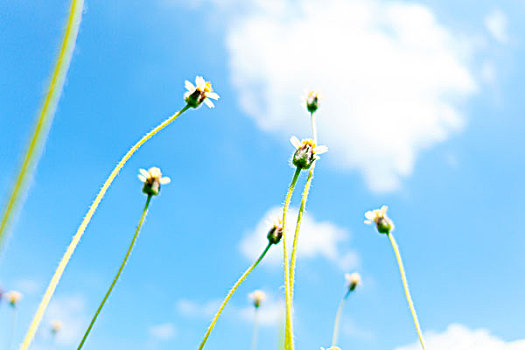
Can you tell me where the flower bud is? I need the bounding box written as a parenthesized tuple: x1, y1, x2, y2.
(345, 272, 361, 292)
(364, 205, 394, 234)
(267, 218, 283, 245)
(138, 167, 171, 196)
(249, 290, 266, 309)
(6, 291, 22, 307)
(290, 136, 328, 170)
(184, 76, 220, 108)
(306, 91, 320, 113)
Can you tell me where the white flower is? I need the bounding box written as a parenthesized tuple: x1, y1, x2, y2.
(290, 136, 328, 169)
(364, 205, 394, 234)
(6, 290, 22, 307)
(305, 90, 321, 113)
(184, 76, 220, 108)
(138, 167, 171, 196)
(345, 272, 361, 291)
(51, 320, 63, 334)
(249, 290, 267, 308)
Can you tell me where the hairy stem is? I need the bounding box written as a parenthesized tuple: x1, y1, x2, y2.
(0, 0, 84, 250)
(387, 232, 427, 350)
(251, 308, 259, 350)
(283, 167, 302, 350)
(331, 290, 350, 347)
(198, 243, 272, 350)
(19, 104, 190, 350)
(77, 195, 152, 349)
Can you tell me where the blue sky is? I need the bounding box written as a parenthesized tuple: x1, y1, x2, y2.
(1, 0, 525, 349)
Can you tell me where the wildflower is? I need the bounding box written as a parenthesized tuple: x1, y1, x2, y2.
(51, 320, 63, 335)
(290, 136, 327, 169)
(184, 76, 220, 108)
(267, 217, 283, 245)
(138, 167, 170, 196)
(364, 205, 394, 234)
(321, 347, 341, 350)
(6, 291, 22, 307)
(345, 272, 361, 292)
(306, 91, 321, 113)
(249, 290, 266, 309)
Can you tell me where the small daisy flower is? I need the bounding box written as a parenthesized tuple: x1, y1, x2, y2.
(290, 136, 328, 169)
(266, 216, 283, 245)
(305, 90, 321, 113)
(51, 320, 63, 335)
(249, 290, 266, 309)
(184, 76, 220, 108)
(364, 205, 394, 234)
(138, 167, 171, 196)
(6, 290, 22, 307)
(345, 272, 361, 292)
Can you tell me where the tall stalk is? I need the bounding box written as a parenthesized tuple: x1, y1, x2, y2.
(19, 104, 190, 350)
(0, 0, 84, 249)
(77, 194, 152, 349)
(331, 290, 350, 347)
(198, 243, 272, 349)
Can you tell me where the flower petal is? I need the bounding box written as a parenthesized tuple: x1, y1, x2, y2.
(315, 145, 328, 154)
(206, 92, 220, 100)
(160, 177, 171, 185)
(149, 167, 161, 177)
(290, 136, 301, 149)
(185, 80, 195, 92)
(195, 76, 206, 89)
(138, 174, 146, 182)
(203, 98, 215, 108)
(364, 211, 374, 220)
(139, 168, 149, 177)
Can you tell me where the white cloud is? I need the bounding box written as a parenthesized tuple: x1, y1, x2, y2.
(485, 10, 509, 44)
(395, 324, 525, 350)
(238, 295, 283, 327)
(239, 206, 358, 271)
(44, 295, 88, 347)
(176, 298, 221, 319)
(226, 0, 478, 191)
(148, 323, 177, 341)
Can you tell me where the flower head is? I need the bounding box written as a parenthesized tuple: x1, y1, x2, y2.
(345, 272, 361, 292)
(138, 167, 171, 196)
(6, 290, 22, 307)
(290, 136, 328, 169)
(364, 205, 394, 234)
(249, 290, 266, 309)
(267, 216, 283, 245)
(51, 320, 63, 335)
(305, 90, 321, 113)
(184, 76, 220, 108)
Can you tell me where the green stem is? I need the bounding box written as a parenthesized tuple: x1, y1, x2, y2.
(310, 111, 317, 145)
(283, 167, 302, 350)
(289, 164, 314, 300)
(0, 0, 84, 250)
(251, 308, 259, 350)
(77, 194, 152, 349)
(198, 243, 272, 350)
(331, 290, 350, 347)
(20, 104, 190, 350)
(387, 232, 427, 350)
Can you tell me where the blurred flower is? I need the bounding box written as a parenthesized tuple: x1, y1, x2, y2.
(249, 290, 266, 309)
(184, 76, 220, 108)
(305, 90, 321, 113)
(6, 290, 22, 307)
(364, 205, 394, 234)
(51, 320, 63, 335)
(138, 167, 170, 196)
(321, 347, 341, 350)
(345, 272, 361, 292)
(267, 216, 283, 245)
(290, 136, 328, 169)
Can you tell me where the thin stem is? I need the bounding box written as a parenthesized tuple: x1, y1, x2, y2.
(251, 308, 259, 350)
(288, 164, 314, 300)
(77, 194, 152, 349)
(387, 232, 427, 350)
(331, 290, 350, 347)
(8, 308, 17, 350)
(20, 104, 190, 350)
(198, 243, 272, 350)
(310, 111, 317, 145)
(283, 167, 302, 350)
(0, 0, 84, 250)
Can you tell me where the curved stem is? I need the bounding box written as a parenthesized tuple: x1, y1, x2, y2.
(251, 308, 259, 350)
(289, 164, 314, 300)
(387, 232, 427, 350)
(331, 290, 350, 347)
(77, 194, 152, 349)
(283, 167, 302, 350)
(198, 243, 272, 350)
(20, 104, 190, 350)
(0, 0, 84, 250)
